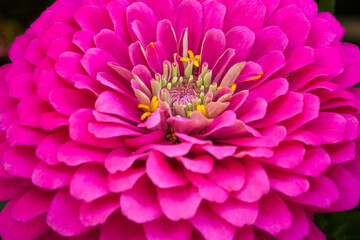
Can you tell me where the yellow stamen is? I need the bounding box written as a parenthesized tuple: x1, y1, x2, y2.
(151, 98, 159, 112)
(194, 55, 200, 67)
(141, 112, 151, 121)
(217, 86, 223, 90)
(138, 104, 151, 111)
(187, 50, 195, 59)
(231, 84, 237, 92)
(188, 111, 193, 117)
(180, 57, 190, 62)
(197, 104, 207, 117)
(150, 42, 155, 49)
(244, 72, 263, 82)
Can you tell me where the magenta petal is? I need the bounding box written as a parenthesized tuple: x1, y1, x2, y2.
(139, 0, 175, 21)
(226, 26, 255, 64)
(100, 211, 146, 240)
(0, 178, 30, 201)
(0, 196, 49, 240)
(157, 20, 178, 60)
(94, 29, 132, 70)
(81, 48, 118, 80)
(74, 6, 113, 34)
(158, 184, 202, 221)
(303, 112, 347, 144)
(47, 188, 92, 236)
(189, 203, 236, 240)
(24, 39, 45, 65)
(6, 124, 48, 147)
(105, 147, 146, 173)
(325, 165, 360, 211)
(185, 170, 230, 203)
(129, 41, 148, 67)
(233, 226, 254, 240)
(120, 176, 163, 223)
(95, 91, 141, 124)
(107, 0, 131, 44)
(207, 158, 245, 192)
(73, 30, 96, 53)
(32, 162, 76, 190)
(145, 41, 168, 73)
(210, 198, 258, 227)
(49, 88, 94, 116)
(275, 203, 310, 240)
(150, 142, 192, 158)
(268, 170, 309, 197)
(79, 194, 119, 227)
(232, 161, 270, 203)
(202, 0, 226, 34)
(144, 217, 193, 240)
(200, 29, 226, 69)
(248, 26, 288, 60)
(55, 52, 86, 83)
(289, 174, 339, 208)
(108, 168, 146, 193)
(2, 147, 38, 178)
(293, 146, 331, 177)
(174, 0, 203, 51)
(147, 150, 188, 188)
(69, 163, 109, 202)
(11, 187, 55, 222)
(58, 140, 109, 166)
(254, 191, 292, 235)
(306, 18, 336, 48)
(179, 155, 214, 174)
(126, 2, 157, 44)
(267, 5, 310, 53)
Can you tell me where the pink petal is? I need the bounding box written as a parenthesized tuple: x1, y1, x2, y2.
(95, 91, 141, 124)
(79, 194, 120, 227)
(266, 5, 310, 53)
(254, 191, 292, 235)
(105, 147, 147, 173)
(275, 203, 310, 240)
(185, 170, 230, 203)
(207, 158, 245, 192)
(8, 73, 36, 100)
(303, 112, 346, 144)
(32, 162, 76, 190)
(47, 188, 92, 236)
(157, 20, 178, 60)
(36, 68, 70, 101)
(232, 161, 270, 203)
(157, 184, 202, 221)
(49, 88, 94, 116)
(150, 143, 192, 158)
(0, 178, 30, 201)
(11, 187, 55, 222)
(324, 141, 355, 164)
(233, 226, 254, 240)
(70, 163, 109, 202)
(2, 147, 38, 178)
(248, 26, 288, 60)
(268, 170, 309, 197)
(40, 22, 77, 51)
(6, 124, 48, 147)
(108, 168, 146, 193)
(39, 111, 69, 131)
(0, 196, 49, 240)
(120, 176, 163, 223)
(55, 52, 86, 84)
(147, 150, 188, 188)
(306, 18, 336, 48)
(47, 38, 81, 61)
(69, 109, 123, 148)
(200, 29, 226, 69)
(107, 0, 132, 44)
(189, 203, 236, 240)
(72, 30, 96, 52)
(174, 0, 203, 51)
(139, 0, 175, 21)
(74, 6, 113, 34)
(129, 41, 148, 66)
(209, 198, 258, 227)
(224, 0, 266, 32)
(325, 165, 360, 211)
(178, 155, 214, 174)
(81, 48, 118, 80)
(144, 218, 192, 240)
(288, 174, 339, 208)
(293, 146, 331, 177)
(226, 26, 255, 64)
(202, 0, 226, 34)
(58, 140, 109, 166)
(126, 2, 157, 45)
(94, 29, 132, 70)
(24, 39, 45, 65)
(100, 211, 146, 240)
(145, 41, 168, 73)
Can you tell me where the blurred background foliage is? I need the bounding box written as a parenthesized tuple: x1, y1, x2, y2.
(0, 0, 360, 239)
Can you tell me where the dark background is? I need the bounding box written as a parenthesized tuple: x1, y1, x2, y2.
(0, 0, 360, 239)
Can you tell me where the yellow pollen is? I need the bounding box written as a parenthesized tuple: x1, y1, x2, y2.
(245, 72, 263, 82)
(138, 96, 159, 121)
(197, 104, 207, 117)
(141, 112, 151, 121)
(231, 84, 237, 92)
(217, 86, 223, 90)
(180, 50, 201, 68)
(150, 42, 155, 48)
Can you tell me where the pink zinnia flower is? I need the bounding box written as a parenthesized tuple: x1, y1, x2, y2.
(1, 0, 360, 239)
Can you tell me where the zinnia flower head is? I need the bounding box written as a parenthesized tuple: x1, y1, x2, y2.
(1, 0, 360, 239)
